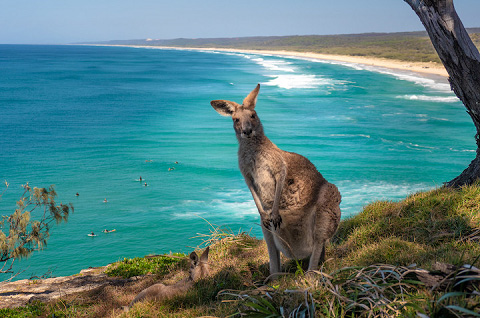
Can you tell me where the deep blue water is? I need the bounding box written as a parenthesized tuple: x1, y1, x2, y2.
(0, 44, 474, 280)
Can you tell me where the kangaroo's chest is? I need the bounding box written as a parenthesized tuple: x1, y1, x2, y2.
(239, 151, 279, 206)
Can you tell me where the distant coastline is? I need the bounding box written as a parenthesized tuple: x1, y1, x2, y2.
(83, 44, 449, 78)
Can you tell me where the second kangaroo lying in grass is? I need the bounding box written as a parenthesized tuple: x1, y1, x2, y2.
(211, 84, 341, 275)
(128, 247, 210, 309)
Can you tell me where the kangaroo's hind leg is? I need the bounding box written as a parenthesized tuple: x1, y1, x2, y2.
(307, 240, 325, 271)
(262, 226, 281, 274)
(307, 182, 341, 272)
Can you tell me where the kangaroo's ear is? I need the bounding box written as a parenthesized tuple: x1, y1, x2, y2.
(200, 246, 210, 263)
(210, 100, 239, 117)
(242, 84, 260, 109)
(189, 251, 199, 266)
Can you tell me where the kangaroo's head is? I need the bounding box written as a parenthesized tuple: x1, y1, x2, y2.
(188, 246, 210, 281)
(211, 84, 264, 140)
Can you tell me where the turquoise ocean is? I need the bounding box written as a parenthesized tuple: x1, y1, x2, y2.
(0, 44, 475, 280)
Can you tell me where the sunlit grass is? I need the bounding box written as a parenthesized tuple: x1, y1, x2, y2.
(104, 253, 187, 279)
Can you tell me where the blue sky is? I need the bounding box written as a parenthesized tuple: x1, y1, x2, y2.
(1, 0, 479, 44)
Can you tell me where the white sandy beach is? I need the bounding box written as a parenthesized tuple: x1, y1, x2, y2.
(94, 44, 448, 78)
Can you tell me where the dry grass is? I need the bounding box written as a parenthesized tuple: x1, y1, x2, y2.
(2, 185, 480, 317)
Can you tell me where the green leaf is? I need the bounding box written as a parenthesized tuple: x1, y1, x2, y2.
(445, 305, 480, 317)
(257, 296, 279, 313)
(244, 301, 272, 315)
(243, 311, 272, 318)
(437, 291, 465, 304)
(402, 279, 425, 285)
(454, 276, 480, 287)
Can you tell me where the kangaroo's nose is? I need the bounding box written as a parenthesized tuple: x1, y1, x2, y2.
(243, 128, 252, 136)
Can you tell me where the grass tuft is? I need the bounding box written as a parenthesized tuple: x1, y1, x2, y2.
(105, 253, 186, 279)
(332, 184, 480, 268)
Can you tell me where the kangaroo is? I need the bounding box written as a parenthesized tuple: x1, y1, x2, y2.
(128, 247, 210, 308)
(211, 84, 341, 274)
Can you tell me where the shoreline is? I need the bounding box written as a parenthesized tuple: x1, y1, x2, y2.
(85, 44, 449, 78)
(179, 47, 449, 78)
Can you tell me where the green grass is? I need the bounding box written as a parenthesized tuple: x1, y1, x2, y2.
(332, 185, 480, 268)
(0, 302, 46, 318)
(3, 184, 480, 317)
(105, 253, 186, 278)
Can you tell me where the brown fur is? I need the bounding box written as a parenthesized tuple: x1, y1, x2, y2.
(128, 247, 210, 309)
(211, 85, 341, 274)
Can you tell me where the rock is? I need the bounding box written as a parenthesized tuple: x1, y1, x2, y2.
(0, 266, 130, 309)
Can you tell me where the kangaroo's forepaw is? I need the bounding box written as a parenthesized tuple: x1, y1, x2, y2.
(271, 214, 282, 229)
(262, 217, 272, 229)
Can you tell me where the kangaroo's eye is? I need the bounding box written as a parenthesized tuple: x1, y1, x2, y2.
(251, 114, 256, 119)
(234, 118, 239, 123)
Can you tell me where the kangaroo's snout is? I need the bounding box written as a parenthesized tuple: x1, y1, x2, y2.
(231, 111, 260, 140)
(241, 127, 254, 138)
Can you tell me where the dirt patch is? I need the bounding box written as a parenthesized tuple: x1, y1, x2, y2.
(0, 266, 132, 309)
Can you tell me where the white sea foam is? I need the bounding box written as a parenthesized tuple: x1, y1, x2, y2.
(212, 52, 296, 72)
(211, 199, 258, 217)
(250, 57, 295, 72)
(263, 74, 341, 90)
(330, 134, 371, 139)
(170, 189, 258, 220)
(300, 57, 366, 71)
(200, 51, 349, 91)
(448, 147, 476, 153)
(337, 180, 434, 218)
(396, 94, 459, 103)
(382, 113, 450, 122)
(171, 211, 208, 220)
(170, 202, 256, 220)
(224, 52, 348, 90)
(181, 49, 453, 94)
(380, 138, 437, 152)
(325, 115, 357, 122)
(293, 56, 453, 92)
(349, 105, 376, 110)
(301, 57, 451, 93)
(377, 70, 451, 92)
(381, 112, 406, 117)
(414, 113, 450, 122)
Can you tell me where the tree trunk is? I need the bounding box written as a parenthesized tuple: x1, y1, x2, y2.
(404, 0, 480, 187)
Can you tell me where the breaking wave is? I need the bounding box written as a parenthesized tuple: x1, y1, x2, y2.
(397, 94, 459, 102)
(263, 74, 343, 90)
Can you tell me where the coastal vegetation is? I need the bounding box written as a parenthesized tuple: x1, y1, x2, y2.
(92, 29, 480, 64)
(104, 253, 186, 279)
(0, 183, 73, 278)
(2, 184, 479, 317)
